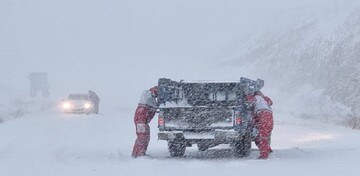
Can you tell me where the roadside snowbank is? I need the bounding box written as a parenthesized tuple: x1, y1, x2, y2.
(0, 98, 54, 123)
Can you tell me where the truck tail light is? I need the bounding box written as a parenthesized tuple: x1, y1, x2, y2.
(235, 117, 242, 125)
(158, 116, 165, 126)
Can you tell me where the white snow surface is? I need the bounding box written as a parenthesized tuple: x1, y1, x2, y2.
(1, 105, 360, 176)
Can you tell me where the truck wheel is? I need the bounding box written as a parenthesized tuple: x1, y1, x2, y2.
(168, 139, 186, 157)
(197, 143, 209, 151)
(233, 132, 252, 158)
(242, 133, 252, 157)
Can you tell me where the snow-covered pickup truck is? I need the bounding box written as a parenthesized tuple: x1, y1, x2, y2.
(157, 77, 264, 157)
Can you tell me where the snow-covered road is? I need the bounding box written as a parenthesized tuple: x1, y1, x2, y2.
(1, 108, 360, 176)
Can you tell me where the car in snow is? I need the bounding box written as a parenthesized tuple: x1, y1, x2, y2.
(61, 94, 95, 114)
(157, 77, 264, 157)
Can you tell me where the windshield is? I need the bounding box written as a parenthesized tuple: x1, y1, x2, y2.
(67, 94, 89, 100)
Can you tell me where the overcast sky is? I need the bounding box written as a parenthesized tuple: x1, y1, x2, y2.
(0, 0, 347, 107)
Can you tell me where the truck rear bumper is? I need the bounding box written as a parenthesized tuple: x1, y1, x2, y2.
(158, 130, 242, 144)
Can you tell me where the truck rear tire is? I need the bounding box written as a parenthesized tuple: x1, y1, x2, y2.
(197, 143, 209, 151)
(168, 138, 186, 157)
(233, 132, 252, 158)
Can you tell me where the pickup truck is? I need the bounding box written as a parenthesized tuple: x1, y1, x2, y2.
(157, 77, 264, 157)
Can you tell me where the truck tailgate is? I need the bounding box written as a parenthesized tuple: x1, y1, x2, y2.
(161, 107, 234, 130)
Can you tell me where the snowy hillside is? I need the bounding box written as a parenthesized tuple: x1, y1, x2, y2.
(222, 0, 360, 125)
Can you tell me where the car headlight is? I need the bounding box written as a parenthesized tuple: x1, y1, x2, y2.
(84, 102, 92, 109)
(62, 102, 71, 109)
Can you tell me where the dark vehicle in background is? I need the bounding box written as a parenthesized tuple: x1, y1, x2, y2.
(157, 77, 264, 157)
(61, 94, 95, 114)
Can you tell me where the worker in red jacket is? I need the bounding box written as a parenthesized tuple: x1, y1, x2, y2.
(132, 86, 158, 158)
(247, 91, 273, 159)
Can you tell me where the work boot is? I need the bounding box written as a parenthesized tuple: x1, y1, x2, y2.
(132, 153, 151, 159)
(258, 155, 268, 159)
